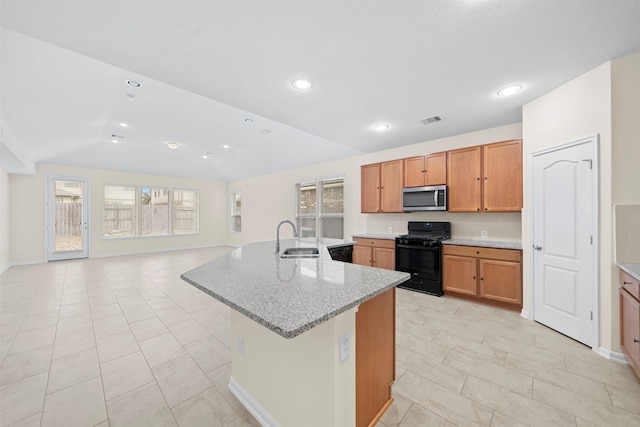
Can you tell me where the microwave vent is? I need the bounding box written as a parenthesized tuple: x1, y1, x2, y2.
(420, 116, 442, 125)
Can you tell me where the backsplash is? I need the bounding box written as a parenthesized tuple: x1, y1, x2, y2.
(363, 212, 522, 242)
(615, 204, 640, 263)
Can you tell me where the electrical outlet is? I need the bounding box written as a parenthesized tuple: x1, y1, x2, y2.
(387, 226, 393, 233)
(237, 336, 245, 355)
(339, 333, 350, 362)
(481, 230, 488, 239)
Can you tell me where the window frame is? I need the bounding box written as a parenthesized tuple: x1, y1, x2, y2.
(295, 176, 344, 240)
(103, 184, 199, 239)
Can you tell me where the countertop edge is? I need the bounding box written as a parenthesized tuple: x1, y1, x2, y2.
(351, 233, 398, 240)
(618, 262, 640, 282)
(181, 269, 410, 339)
(443, 238, 523, 250)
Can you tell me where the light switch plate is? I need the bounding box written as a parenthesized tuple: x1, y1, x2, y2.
(481, 230, 488, 239)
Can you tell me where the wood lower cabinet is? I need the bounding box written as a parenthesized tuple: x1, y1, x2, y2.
(361, 160, 403, 213)
(404, 152, 447, 187)
(620, 269, 640, 379)
(443, 244, 522, 309)
(356, 287, 395, 427)
(353, 238, 396, 270)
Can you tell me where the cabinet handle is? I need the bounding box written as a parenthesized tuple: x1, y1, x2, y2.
(634, 338, 640, 343)
(484, 177, 488, 180)
(480, 277, 484, 281)
(473, 276, 476, 279)
(484, 208, 488, 211)
(476, 177, 480, 181)
(477, 208, 480, 211)
(623, 281, 633, 285)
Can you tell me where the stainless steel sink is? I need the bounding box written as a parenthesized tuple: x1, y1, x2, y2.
(279, 247, 320, 258)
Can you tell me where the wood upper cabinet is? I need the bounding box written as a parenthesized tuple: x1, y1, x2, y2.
(443, 244, 522, 309)
(353, 238, 396, 270)
(447, 146, 482, 212)
(620, 269, 640, 379)
(447, 140, 522, 212)
(483, 140, 523, 212)
(361, 160, 403, 213)
(404, 152, 447, 187)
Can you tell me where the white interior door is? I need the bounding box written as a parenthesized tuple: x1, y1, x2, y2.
(532, 137, 597, 347)
(47, 176, 89, 261)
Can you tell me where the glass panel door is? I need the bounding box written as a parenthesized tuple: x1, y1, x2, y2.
(48, 176, 89, 260)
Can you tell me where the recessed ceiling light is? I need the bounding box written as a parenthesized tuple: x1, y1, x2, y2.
(244, 118, 253, 123)
(201, 154, 209, 159)
(126, 80, 141, 87)
(497, 85, 522, 97)
(167, 141, 179, 150)
(119, 122, 128, 127)
(111, 140, 120, 144)
(373, 123, 390, 132)
(292, 79, 312, 90)
(223, 145, 230, 149)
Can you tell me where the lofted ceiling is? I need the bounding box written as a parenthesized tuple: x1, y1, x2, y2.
(1, 0, 639, 181)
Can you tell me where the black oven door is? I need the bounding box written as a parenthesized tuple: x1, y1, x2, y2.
(395, 243, 442, 295)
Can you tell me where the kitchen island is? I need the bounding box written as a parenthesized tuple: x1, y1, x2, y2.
(181, 239, 409, 427)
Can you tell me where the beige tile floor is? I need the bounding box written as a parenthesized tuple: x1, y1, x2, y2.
(0, 247, 638, 426)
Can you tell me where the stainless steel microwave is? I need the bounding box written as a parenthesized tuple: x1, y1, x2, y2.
(402, 185, 447, 211)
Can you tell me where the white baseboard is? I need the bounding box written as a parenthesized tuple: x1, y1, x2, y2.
(228, 377, 280, 427)
(520, 309, 531, 320)
(597, 347, 629, 364)
(0, 263, 10, 274)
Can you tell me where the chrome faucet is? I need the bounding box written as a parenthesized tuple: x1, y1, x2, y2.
(275, 220, 298, 254)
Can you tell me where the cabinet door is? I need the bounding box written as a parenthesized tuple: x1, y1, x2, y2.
(353, 245, 372, 267)
(483, 140, 522, 212)
(447, 146, 482, 212)
(479, 259, 522, 305)
(361, 164, 381, 213)
(620, 289, 640, 371)
(403, 156, 426, 188)
(424, 152, 447, 186)
(372, 247, 396, 271)
(356, 288, 395, 427)
(380, 160, 403, 213)
(443, 255, 477, 295)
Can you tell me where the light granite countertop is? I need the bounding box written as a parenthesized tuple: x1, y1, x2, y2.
(618, 262, 640, 282)
(181, 239, 410, 339)
(443, 238, 523, 250)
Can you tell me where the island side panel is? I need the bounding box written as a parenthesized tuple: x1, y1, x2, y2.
(356, 287, 395, 427)
(229, 308, 357, 427)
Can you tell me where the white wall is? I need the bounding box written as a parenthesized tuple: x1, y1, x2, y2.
(611, 53, 640, 264)
(522, 52, 640, 354)
(0, 166, 10, 272)
(9, 163, 228, 264)
(228, 123, 523, 246)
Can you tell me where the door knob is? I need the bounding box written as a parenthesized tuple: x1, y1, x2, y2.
(532, 245, 542, 251)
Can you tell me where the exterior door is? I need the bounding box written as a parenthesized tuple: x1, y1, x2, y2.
(47, 176, 89, 261)
(532, 137, 597, 347)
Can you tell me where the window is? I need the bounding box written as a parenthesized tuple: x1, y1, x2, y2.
(231, 191, 242, 232)
(296, 178, 344, 239)
(103, 185, 199, 238)
(141, 187, 169, 235)
(173, 190, 198, 234)
(104, 185, 136, 237)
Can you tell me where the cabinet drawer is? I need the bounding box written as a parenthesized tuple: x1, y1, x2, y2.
(442, 244, 521, 262)
(620, 270, 640, 301)
(353, 238, 395, 249)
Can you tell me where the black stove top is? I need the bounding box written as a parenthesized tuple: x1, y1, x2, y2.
(396, 221, 451, 242)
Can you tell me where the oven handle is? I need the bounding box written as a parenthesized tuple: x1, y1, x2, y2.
(396, 243, 441, 251)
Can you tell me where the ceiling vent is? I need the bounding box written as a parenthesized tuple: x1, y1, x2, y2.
(420, 116, 442, 125)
